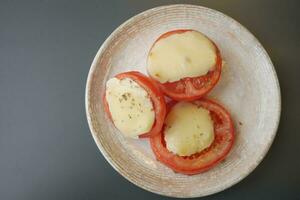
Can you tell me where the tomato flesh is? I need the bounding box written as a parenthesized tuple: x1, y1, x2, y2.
(149, 29, 222, 101)
(150, 98, 234, 175)
(104, 71, 166, 138)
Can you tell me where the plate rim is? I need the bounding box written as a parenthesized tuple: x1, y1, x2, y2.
(85, 4, 281, 198)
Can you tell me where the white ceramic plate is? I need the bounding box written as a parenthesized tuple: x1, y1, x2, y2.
(85, 4, 281, 198)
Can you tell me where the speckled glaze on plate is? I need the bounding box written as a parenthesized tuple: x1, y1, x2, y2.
(85, 4, 281, 198)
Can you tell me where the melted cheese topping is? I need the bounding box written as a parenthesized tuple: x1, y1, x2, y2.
(105, 77, 155, 138)
(147, 31, 217, 83)
(164, 102, 214, 156)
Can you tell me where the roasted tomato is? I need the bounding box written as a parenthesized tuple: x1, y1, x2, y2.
(104, 71, 166, 138)
(150, 98, 234, 175)
(147, 29, 222, 101)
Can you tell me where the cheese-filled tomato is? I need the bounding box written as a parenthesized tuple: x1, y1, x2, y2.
(150, 99, 234, 175)
(104, 71, 166, 138)
(147, 30, 222, 101)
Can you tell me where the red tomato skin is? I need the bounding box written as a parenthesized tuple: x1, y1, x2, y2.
(150, 98, 235, 175)
(148, 29, 222, 101)
(103, 71, 166, 138)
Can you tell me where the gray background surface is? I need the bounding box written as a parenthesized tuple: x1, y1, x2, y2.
(0, 0, 299, 199)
